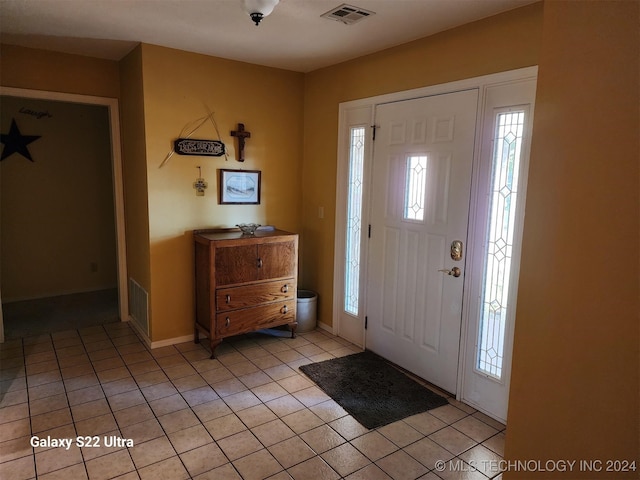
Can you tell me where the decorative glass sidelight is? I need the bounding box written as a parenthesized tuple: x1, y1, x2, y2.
(404, 155, 428, 221)
(344, 127, 366, 315)
(477, 111, 525, 379)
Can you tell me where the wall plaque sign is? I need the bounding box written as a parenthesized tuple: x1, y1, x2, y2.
(174, 138, 225, 157)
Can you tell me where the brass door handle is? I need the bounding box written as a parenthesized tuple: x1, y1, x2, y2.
(281, 284, 289, 293)
(225, 317, 230, 327)
(281, 305, 288, 314)
(257, 258, 263, 268)
(438, 267, 461, 278)
(225, 294, 231, 304)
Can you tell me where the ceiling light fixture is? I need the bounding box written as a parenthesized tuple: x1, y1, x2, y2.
(241, 0, 279, 26)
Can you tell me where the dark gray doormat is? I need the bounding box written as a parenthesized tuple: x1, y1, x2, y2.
(299, 350, 448, 429)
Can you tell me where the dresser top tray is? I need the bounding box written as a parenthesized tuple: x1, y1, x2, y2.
(194, 228, 296, 245)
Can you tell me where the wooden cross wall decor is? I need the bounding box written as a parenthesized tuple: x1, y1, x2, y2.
(230, 123, 251, 162)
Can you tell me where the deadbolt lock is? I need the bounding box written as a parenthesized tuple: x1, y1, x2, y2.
(451, 240, 463, 261)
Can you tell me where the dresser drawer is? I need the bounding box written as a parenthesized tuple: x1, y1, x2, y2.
(216, 300, 296, 337)
(216, 280, 296, 312)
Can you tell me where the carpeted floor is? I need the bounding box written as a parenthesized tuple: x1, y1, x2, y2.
(2, 288, 119, 339)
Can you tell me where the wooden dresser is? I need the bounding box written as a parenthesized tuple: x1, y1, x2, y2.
(193, 229, 298, 358)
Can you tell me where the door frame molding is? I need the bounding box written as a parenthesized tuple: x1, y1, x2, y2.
(0, 86, 129, 329)
(333, 65, 538, 396)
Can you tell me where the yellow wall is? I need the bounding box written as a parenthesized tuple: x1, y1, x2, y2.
(0, 42, 305, 341)
(139, 44, 304, 341)
(505, 1, 639, 476)
(118, 46, 152, 330)
(302, 3, 543, 324)
(0, 97, 117, 300)
(0, 44, 120, 99)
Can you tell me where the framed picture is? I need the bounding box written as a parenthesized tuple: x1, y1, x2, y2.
(219, 169, 261, 204)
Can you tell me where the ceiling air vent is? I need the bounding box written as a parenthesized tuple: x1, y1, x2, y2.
(321, 4, 375, 25)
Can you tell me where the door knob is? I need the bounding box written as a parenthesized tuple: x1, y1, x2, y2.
(438, 267, 461, 278)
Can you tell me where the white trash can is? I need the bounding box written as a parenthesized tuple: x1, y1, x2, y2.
(296, 290, 317, 333)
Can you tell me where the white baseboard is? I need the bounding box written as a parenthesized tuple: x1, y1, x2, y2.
(151, 333, 200, 349)
(317, 321, 335, 335)
(129, 319, 336, 351)
(127, 317, 206, 350)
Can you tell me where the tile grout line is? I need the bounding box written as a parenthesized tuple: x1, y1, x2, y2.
(81, 324, 137, 479)
(4, 323, 507, 480)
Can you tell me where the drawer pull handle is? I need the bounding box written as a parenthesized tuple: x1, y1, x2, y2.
(225, 294, 231, 304)
(257, 258, 263, 268)
(281, 305, 288, 314)
(225, 317, 230, 328)
(281, 284, 289, 293)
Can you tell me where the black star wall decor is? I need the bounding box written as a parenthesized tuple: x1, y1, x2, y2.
(1, 118, 41, 162)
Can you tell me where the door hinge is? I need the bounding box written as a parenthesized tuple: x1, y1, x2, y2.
(365, 316, 368, 330)
(371, 124, 379, 141)
(368, 224, 371, 238)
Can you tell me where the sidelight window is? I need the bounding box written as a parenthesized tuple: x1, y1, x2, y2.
(476, 111, 525, 379)
(344, 126, 366, 315)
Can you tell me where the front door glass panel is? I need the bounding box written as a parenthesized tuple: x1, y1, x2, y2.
(404, 155, 428, 221)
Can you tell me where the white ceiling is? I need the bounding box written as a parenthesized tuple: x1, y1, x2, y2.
(0, 0, 536, 73)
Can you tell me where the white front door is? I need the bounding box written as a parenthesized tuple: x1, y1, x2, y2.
(365, 89, 478, 394)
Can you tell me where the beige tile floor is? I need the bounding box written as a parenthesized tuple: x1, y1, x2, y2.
(0, 322, 505, 480)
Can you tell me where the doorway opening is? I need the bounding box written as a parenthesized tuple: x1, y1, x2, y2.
(0, 87, 128, 342)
